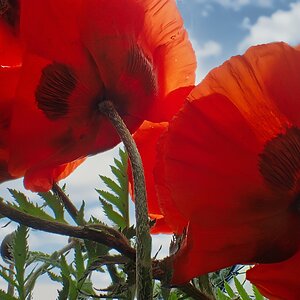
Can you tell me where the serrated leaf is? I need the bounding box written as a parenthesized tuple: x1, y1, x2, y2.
(234, 277, 251, 300)
(13, 226, 28, 299)
(224, 281, 235, 297)
(96, 190, 123, 212)
(76, 201, 85, 225)
(111, 165, 127, 189)
(57, 273, 70, 300)
(9, 190, 55, 222)
(100, 175, 123, 195)
(74, 244, 84, 280)
(0, 267, 16, 288)
(252, 285, 264, 300)
(216, 288, 230, 300)
(48, 271, 62, 283)
(99, 198, 126, 229)
(0, 290, 19, 300)
(57, 255, 78, 300)
(38, 191, 65, 222)
(59, 255, 71, 279)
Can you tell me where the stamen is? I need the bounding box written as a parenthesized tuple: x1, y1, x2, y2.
(36, 63, 77, 120)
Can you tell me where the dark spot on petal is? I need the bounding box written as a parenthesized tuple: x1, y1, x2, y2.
(36, 63, 77, 120)
(259, 127, 300, 191)
(0, 0, 19, 31)
(126, 46, 157, 96)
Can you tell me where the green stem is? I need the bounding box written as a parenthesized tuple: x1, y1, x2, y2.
(0, 199, 136, 259)
(52, 183, 84, 225)
(98, 101, 152, 299)
(25, 239, 78, 295)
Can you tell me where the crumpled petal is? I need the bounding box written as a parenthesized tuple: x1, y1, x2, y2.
(192, 42, 300, 141)
(140, 0, 196, 121)
(247, 251, 300, 300)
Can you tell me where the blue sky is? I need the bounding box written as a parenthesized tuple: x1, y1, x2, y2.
(178, 0, 300, 80)
(1, 1, 300, 298)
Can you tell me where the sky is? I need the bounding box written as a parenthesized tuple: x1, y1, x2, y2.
(1, 0, 300, 298)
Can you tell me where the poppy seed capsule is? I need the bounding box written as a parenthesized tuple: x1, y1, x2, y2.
(0, 232, 16, 264)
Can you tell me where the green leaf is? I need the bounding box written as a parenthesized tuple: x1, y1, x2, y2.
(216, 288, 230, 300)
(0, 266, 16, 288)
(99, 198, 126, 229)
(9, 190, 55, 222)
(111, 165, 127, 189)
(59, 255, 71, 279)
(47, 271, 62, 283)
(38, 191, 65, 222)
(234, 277, 251, 300)
(57, 273, 70, 300)
(0, 290, 19, 300)
(224, 281, 235, 297)
(99, 175, 123, 196)
(74, 244, 85, 280)
(13, 226, 29, 299)
(76, 201, 85, 225)
(98, 147, 129, 228)
(253, 285, 264, 300)
(96, 190, 122, 212)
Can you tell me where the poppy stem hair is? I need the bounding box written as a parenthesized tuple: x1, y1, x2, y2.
(98, 100, 153, 299)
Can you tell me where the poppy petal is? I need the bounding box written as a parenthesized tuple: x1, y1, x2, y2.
(192, 43, 300, 141)
(246, 251, 300, 300)
(0, 19, 22, 69)
(20, 0, 83, 64)
(141, 0, 197, 97)
(156, 92, 300, 284)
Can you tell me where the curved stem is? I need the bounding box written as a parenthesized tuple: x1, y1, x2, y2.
(52, 183, 83, 225)
(25, 239, 78, 294)
(98, 101, 152, 299)
(0, 199, 135, 259)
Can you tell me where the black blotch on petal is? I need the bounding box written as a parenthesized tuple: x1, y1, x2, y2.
(126, 46, 157, 96)
(259, 126, 300, 191)
(36, 63, 77, 120)
(0, 0, 20, 30)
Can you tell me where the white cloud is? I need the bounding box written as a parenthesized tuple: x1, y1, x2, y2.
(193, 40, 223, 58)
(238, 2, 300, 52)
(190, 39, 223, 81)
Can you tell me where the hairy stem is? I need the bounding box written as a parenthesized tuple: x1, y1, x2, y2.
(98, 101, 152, 299)
(52, 183, 83, 225)
(25, 239, 78, 294)
(0, 199, 135, 259)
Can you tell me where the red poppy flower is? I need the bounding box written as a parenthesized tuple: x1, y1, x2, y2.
(0, 10, 85, 187)
(246, 251, 300, 300)
(8, 0, 196, 192)
(153, 42, 300, 284)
